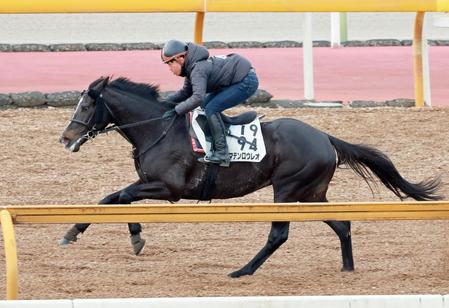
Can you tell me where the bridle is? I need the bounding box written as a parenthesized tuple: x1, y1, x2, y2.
(69, 91, 95, 128)
(71, 88, 178, 159)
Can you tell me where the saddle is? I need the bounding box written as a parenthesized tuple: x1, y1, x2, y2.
(221, 111, 258, 125)
(191, 111, 257, 138)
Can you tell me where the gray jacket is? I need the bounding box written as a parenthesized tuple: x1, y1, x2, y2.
(170, 43, 252, 115)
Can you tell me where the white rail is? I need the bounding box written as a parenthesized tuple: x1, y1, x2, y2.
(1, 295, 449, 308)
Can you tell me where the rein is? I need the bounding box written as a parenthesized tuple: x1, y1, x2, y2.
(77, 93, 178, 159)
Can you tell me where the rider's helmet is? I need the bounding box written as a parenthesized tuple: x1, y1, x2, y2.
(161, 40, 188, 63)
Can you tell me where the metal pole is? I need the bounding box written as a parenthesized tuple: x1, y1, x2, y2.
(413, 12, 425, 107)
(194, 12, 205, 44)
(1, 210, 18, 300)
(422, 15, 432, 106)
(303, 12, 315, 100)
(340, 12, 348, 42)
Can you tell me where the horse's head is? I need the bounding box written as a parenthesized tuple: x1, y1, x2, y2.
(60, 76, 112, 152)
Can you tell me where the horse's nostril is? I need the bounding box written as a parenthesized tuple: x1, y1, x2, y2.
(59, 136, 70, 146)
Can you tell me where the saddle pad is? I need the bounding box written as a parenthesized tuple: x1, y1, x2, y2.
(191, 108, 266, 163)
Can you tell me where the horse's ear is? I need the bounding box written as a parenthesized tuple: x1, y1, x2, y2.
(92, 76, 109, 91)
(100, 76, 110, 87)
(89, 76, 110, 90)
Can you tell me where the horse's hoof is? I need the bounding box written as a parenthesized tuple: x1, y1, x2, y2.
(228, 272, 241, 278)
(228, 269, 252, 278)
(133, 239, 145, 255)
(59, 226, 80, 246)
(58, 238, 72, 246)
(131, 234, 146, 255)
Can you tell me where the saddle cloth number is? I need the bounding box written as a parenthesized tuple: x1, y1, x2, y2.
(192, 109, 266, 163)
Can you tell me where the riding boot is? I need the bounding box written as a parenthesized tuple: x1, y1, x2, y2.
(198, 113, 230, 167)
(59, 226, 81, 246)
(130, 234, 146, 255)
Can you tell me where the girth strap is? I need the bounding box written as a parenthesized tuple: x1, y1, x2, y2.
(199, 164, 220, 201)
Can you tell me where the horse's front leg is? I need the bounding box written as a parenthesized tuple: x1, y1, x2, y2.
(59, 189, 144, 248)
(105, 180, 180, 254)
(59, 180, 178, 255)
(58, 189, 123, 246)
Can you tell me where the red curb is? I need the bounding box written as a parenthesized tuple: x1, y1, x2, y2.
(1, 46, 448, 106)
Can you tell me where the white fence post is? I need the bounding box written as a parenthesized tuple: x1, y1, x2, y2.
(331, 12, 348, 48)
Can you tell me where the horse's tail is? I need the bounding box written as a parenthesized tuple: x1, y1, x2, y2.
(328, 135, 443, 201)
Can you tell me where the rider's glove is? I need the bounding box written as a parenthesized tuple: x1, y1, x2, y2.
(162, 108, 177, 119)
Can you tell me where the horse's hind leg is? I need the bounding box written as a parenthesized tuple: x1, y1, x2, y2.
(324, 220, 354, 271)
(229, 160, 335, 278)
(310, 194, 354, 271)
(301, 193, 354, 272)
(229, 221, 290, 278)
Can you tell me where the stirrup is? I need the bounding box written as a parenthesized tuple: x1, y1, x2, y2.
(198, 154, 230, 167)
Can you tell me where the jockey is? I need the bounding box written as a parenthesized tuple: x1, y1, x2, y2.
(161, 39, 259, 167)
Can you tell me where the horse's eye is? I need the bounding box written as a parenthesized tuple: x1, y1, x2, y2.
(81, 106, 89, 111)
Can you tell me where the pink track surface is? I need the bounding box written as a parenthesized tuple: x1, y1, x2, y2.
(1, 47, 448, 106)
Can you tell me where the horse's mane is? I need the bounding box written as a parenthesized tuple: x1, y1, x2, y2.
(108, 77, 160, 101)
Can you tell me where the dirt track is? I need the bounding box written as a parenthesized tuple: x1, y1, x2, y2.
(0, 106, 448, 299)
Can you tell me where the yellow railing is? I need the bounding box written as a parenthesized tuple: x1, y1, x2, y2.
(1, 1, 448, 106)
(1, 0, 448, 13)
(1, 201, 449, 300)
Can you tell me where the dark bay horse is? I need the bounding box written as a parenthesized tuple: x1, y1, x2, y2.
(59, 76, 442, 278)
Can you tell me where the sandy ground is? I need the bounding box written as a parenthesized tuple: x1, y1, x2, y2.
(0, 106, 448, 299)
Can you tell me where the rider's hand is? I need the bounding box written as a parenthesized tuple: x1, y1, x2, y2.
(162, 108, 177, 119)
(162, 99, 177, 107)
